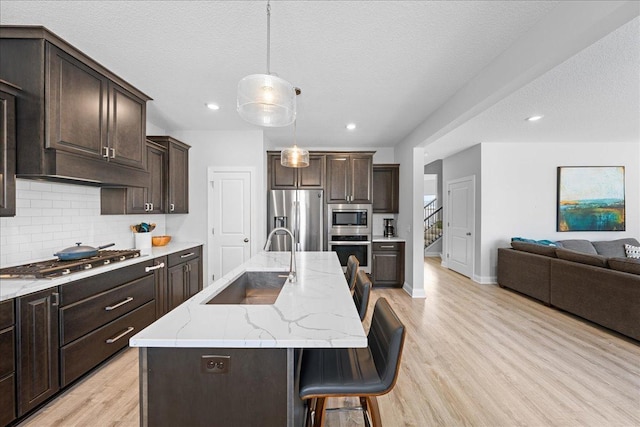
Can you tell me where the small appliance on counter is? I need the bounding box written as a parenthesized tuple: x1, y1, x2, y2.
(383, 218, 395, 237)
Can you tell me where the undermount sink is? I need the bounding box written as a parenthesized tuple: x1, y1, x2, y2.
(206, 271, 288, 305)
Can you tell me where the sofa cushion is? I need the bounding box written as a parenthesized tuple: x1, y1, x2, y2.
(555, 248, 608, 268)
(511, 241, 558, 257)
(625, 243, 640, 259)
(592, 238, 640, 257)
(556, 239, 597, 254)
(608, 257, 640, 275)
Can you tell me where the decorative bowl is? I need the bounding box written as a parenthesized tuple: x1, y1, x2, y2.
(152, 235, 171, 246)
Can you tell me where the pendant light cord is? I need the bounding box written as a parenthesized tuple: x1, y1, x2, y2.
(266, 0, 271, 75)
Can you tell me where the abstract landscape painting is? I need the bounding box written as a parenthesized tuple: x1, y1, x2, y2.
(557, 166, 625, 231)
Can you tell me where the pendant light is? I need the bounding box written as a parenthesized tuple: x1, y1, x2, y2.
(281, 119, 309, 168)
(237, 1, 296, 127)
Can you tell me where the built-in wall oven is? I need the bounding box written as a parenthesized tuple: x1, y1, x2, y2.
(327, 204, 372, 273)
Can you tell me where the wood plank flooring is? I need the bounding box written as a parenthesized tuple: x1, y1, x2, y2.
(19, 258, 640, 426)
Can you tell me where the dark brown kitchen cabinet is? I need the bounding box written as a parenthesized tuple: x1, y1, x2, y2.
(147, 136, 190, 213)
(16, 288, 59, 417)
(100, 140, 166, 214)
(58, 259, 156, 387)
(166, 246, 203, 312)
(373, 164, 399, 213)
(0, 26, 151, 187)
(150, 257, 168, 319)
(326, 153, 373, 203)
(267, 152, 325, 189)
(0, 300, 16, 427)
(0, 81, 18, 217)
(371, 241, 405, 288)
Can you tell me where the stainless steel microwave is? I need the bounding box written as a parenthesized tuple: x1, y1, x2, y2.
(327, 204, 371, 236)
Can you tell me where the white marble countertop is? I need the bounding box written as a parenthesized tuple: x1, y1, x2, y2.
(129, 251, 368, 349)
(372, 235, 406, 242)
(0, 241, 203, 302)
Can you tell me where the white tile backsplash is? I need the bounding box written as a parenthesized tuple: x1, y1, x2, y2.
(0, 179, 166, 267)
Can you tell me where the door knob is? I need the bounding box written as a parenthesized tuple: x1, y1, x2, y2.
(466, 232, 472, 236)
(244, 238, 249, 242)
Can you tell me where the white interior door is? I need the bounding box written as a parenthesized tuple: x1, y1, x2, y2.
(209, 170, 252, 283)
(446, 176, 475, 278)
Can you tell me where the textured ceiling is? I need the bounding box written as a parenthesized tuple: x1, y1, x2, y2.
(1, 1, 638, 160)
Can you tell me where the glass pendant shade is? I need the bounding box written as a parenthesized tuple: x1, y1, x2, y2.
(281, 145, 309, 168)
(237, 74, 296, 127)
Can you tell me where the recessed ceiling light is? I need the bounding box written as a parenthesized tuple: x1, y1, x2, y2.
(346, 123, 356, 130)
(525, 115, 543, 122)
(206, 103, 220, 110)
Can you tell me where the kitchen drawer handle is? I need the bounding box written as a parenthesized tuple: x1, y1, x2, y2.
(105, 326, 135, 344)
(170, 203, 175, 212)
(102, 146, 109, 158)
(105, 297, 134, 311)
(145, 262, 165, 272)
(379, 245, 395, 248)
(180, 252, 195, 259)
(110, 148, 116, 158)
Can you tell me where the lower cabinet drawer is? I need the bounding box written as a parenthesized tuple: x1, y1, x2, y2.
(168, 246, 201, 267)
(0, 373, 16, 427)
(60, 300, 155, 387)
(60, 275, 155, 345)
(0, 327, 14, 377)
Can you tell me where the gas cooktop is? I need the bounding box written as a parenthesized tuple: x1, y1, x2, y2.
(0, 249, 141, 279)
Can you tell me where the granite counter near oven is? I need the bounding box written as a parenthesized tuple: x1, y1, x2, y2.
(0, 242, 203, 302)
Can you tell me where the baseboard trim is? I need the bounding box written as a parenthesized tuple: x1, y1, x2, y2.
(402, 282, 426, 299)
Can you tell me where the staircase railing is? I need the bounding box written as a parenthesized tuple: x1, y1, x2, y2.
(424, 205, 443, 248)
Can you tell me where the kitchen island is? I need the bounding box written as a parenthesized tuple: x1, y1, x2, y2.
(129, 251, 367, 427)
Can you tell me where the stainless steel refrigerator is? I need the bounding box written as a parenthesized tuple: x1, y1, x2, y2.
(267, 189, 324, 251)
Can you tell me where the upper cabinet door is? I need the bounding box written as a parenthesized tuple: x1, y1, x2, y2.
(167, 141, 189, 213)
(297, 155, 325, 188)
(269, 154, 297, 189)
(372, 164, 399, 213)
(107, 83, 146, 170)
(350, 155, 372, 204)
(47, 44, 108, 159)
(0, 84, 17, 217)
(326, 155, 350, 203)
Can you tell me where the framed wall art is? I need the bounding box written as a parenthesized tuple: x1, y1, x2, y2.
(557, 166, 625, 232)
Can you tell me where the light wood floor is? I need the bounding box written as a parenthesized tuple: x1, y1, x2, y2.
(20, 258, 640, 426)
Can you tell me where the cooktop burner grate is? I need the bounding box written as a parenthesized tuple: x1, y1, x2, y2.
(0, 249, 141, 279)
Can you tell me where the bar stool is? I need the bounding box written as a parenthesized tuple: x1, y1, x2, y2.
(353, 270, 371, 321)
(345, 255, 360, 292)
(299, 298, 406, 427)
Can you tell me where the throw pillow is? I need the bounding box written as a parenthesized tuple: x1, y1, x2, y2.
(624, 244, 640, 259)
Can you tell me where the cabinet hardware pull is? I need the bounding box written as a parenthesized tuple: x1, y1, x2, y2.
(105, 297, 134, 311)
(170, 203, 175, 212)
(52, 292, 60, 307)
(180, 252, 195, 259)
(145, 262, 165, 272)
(144, 203, 149, 211)
(105, 326, 135, 344)
(110, 148, 116, 158)
(102, 146, 109, 158)
(380, 245, 394, 248)
(150, 203, 153, 211)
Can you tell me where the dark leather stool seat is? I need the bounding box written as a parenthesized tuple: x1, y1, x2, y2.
(345, 255, 360, 292)
(299, 298, 405, 426)
(353, 270, 371, 321)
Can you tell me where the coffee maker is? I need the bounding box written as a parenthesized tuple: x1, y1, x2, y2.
(383, 218, 395, 237)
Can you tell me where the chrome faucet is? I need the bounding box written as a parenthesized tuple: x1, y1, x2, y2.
(264, 227, 297, 283)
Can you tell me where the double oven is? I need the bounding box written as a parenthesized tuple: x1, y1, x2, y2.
(327, 204, 372, 273)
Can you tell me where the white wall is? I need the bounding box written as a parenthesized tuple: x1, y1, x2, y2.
(481, 141, 639, 282)
(165, 130, 265, 286)
(394, 142, 425, 298)
(0, 179, 166, 267)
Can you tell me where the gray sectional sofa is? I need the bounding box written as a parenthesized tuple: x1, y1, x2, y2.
(497, 238, 640, 341)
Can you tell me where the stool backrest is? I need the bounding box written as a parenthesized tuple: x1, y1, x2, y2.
(353, 270, 371, 321)
(346, 255, 360, 291)
(368, 298, 406, 392)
